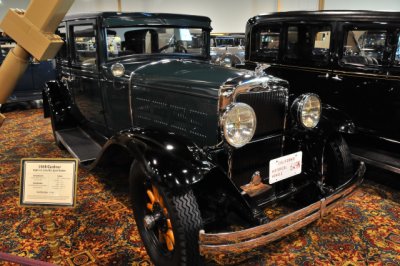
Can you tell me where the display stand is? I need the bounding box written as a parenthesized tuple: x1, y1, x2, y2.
(43, 210, 62, 264)
(19, 158, 78, 265)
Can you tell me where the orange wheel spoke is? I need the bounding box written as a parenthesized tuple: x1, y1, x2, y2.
(166, 229, 175, 245)
(165, 235, 174, 251)
(152, 185, 160, 203)
(147, 190, 155, 204)
(166, 219, 172, 229)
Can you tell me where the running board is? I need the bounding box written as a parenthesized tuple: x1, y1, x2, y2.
(55, 127, 102, 164)
(351, 147, 400, 174)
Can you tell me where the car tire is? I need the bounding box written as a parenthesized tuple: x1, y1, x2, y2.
(323, 135, 353, 188)
(129, 162, 203, 266)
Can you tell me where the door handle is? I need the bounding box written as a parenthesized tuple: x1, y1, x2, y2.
(317, 73, 330, 79)
(61, 76, 75, 83)
(331, 74, 343, 82)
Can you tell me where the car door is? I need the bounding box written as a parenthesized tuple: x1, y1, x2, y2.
(383, 27, 400, 142)
(68, 21, 107, 132)
(99, 25, 133, 132)
(331, 23, 391, 136)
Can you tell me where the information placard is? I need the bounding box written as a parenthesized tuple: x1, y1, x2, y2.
(20, 158, 78, 207)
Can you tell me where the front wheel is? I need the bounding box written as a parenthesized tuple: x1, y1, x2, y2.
(322, 135, 353, 188)
(130, 163, 203, 266)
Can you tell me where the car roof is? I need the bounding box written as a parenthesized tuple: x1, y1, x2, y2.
(63, 12, 212, 29)
(248, 10, 400, 24)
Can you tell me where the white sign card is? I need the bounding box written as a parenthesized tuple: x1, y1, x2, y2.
(20, 159, 78, 207)
(269, 151, 302, 184)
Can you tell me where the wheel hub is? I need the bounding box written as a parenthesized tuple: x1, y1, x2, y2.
(143, 211, 162, 230)
(146, 185, 175, 251)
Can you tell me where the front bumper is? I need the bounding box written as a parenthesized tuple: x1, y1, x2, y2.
(199, 162, 366, 255)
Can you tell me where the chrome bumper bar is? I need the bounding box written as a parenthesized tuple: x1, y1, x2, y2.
(199, 162, 366, 255)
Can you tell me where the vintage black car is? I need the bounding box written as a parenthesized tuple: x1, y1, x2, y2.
(43, 12, 364, 265)
(244, 10, 400, 174)
(210, 33, 245, 67)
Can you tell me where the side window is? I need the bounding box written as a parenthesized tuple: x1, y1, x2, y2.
(284, 25, 331, 64)
(342, 29, 386, 66)
(394, 34, 400, 65)
(313, 30, 331, 61)
(286, 26, 299, 59)
(253, 26, 280, 61)
(71, 25, 97, 66)
(56, 26, 67, 61)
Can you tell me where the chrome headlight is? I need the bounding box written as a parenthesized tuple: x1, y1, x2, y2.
(291, 93, 321, 129)
(111, 63, 125, 77)
(222, 103, 257, 148)
(219, 57, 232, 67)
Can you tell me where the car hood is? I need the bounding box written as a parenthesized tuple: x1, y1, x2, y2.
(106, 58, 253, 99)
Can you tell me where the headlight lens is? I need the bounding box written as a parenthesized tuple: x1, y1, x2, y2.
(222, 103, 257, 148)
(111, 63, 125, 77)
(292, 93, 321, 129)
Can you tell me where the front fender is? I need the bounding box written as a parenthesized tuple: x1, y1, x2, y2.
(95, 128, 214, 190)
(318, 104, 355, 135)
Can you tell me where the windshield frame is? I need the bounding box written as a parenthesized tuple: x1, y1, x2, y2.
(102, 25, 211, 62)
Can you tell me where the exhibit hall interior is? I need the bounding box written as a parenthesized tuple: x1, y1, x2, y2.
(0, 0, 399, 265)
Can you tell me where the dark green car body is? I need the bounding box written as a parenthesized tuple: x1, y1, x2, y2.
(42, 12, 364, 265)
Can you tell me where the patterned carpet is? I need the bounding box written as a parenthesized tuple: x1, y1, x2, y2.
(0, 108, 400, 266)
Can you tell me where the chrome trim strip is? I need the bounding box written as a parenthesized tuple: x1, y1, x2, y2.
(352, 154, 400, 174)
(378, 136, 400, 145)
(219, 75, 282, 112)
(128, 71, 135, 127)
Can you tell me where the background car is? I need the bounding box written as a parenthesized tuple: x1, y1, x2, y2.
(244, 10, 400, 174)
(210, 33, 245, 67)
(0, 35, 56, 109)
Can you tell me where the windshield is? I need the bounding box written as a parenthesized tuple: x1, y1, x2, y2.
(105, 27, 207, 60)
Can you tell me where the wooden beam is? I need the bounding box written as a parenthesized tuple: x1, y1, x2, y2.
(318, 0, 325, 10)
(117, 0, 122, 12)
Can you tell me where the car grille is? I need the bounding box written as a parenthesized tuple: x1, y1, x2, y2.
(230, 134, 283, 188)
(229, 88, 288, 190)
(236, 88, 288, 138)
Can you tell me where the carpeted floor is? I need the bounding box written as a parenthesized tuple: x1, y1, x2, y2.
(0, 108, 400, 265)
